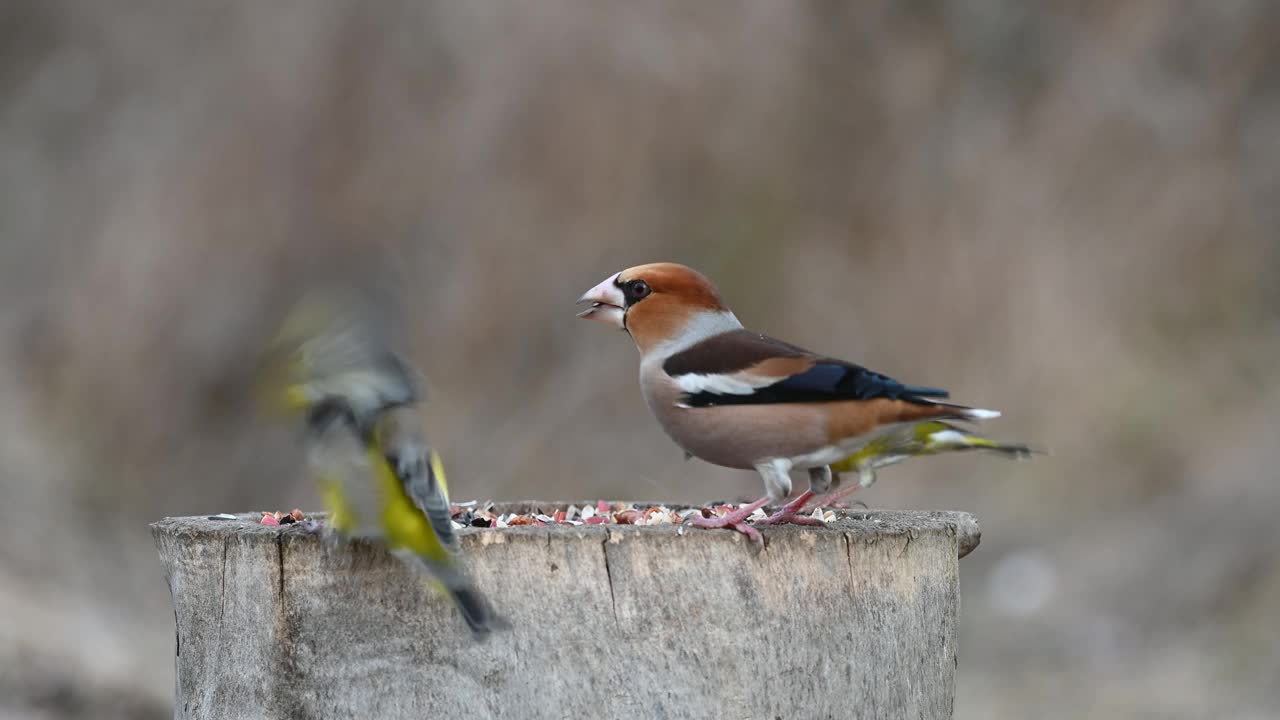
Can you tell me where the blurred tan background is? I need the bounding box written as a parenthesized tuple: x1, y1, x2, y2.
(2, 1, 1278, 718)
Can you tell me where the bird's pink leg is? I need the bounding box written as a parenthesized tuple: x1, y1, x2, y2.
(757, 468, 833, 525)
(684, 497, 770, 545)
(809, 479, 868, 511)
(755, 490, 825, 527)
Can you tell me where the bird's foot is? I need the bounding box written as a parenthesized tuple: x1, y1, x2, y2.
(683, 497, 770, 546)
(755, 490, 825, 527)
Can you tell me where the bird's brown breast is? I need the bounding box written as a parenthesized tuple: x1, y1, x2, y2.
(639, 360, 831, 469)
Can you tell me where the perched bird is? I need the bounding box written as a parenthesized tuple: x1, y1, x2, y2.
(577, 262, 1029, 543)
(822, 420, 1036, 508)
(260, 292, 503, 637)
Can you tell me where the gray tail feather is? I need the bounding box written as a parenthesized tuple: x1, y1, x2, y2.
(926, 421, 1043, 460)
(451, 586, 509, 638)
(983, 443, 1039, 460)
(398, 553, 509, 639)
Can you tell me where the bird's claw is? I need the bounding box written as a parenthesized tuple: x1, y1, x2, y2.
(755, 509, 825, 527)
(754, 490, 824, 527)
(684, 511, 764, 546)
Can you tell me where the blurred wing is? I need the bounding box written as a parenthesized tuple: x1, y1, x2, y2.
(304, 348, 419, 420)
(267, 290, 421, 419)
(376, 408, 459, 552)
(374, 415, 503, 638)
(304, 411, 379, 537)
(664, 330, 950, 408)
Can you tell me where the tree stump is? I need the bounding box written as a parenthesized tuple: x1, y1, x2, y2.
(152, 505, 979, 720)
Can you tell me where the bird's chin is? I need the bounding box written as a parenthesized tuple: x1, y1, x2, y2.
(576, 303, 625, 329)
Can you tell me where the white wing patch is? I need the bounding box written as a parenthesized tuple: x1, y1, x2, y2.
(673, 372, 770, 396)
(672, 371, 778, 409)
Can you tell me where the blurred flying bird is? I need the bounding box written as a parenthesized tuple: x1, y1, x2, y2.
(260, 290, 504, 637)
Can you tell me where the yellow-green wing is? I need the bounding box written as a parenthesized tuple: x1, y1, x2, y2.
(373, 407, 460, 555)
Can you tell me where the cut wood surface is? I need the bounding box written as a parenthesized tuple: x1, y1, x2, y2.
(152, 505, 980, 720)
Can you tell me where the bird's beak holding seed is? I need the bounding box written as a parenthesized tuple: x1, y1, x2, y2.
(576, 273, 626, 329)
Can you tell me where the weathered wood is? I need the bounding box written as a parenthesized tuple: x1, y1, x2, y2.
(152, 506, 979, 720)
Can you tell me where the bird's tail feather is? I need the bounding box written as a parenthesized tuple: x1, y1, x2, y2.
(918, 421, 1043, 458)
(451, 586, 509, 637)
(927, 401, 1002, 420)
(396, 552, 508, 639)
(967, 437, 1038, 459)
(901, 384, 950, 400)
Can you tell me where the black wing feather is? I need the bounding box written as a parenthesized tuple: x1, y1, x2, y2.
(681, 361, 950, 408)
(665, 329, 950, 408)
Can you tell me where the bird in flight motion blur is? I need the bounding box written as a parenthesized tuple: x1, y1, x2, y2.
(260, 290, 504, 637)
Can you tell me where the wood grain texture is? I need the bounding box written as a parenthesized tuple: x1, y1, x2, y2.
(152, 507, 979, 720)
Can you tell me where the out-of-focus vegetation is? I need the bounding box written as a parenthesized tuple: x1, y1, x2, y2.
(1, 1, 1278, 718)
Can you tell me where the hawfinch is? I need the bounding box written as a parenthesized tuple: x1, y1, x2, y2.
(577, 262, 1028, 543)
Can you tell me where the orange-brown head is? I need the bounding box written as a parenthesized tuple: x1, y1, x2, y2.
(577, 263, 735, 355)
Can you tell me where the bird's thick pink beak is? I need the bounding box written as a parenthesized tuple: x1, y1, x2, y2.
(576, 273, 626, 329)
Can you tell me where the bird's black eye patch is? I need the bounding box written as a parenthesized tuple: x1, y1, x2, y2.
(623, 279, 652, 304)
